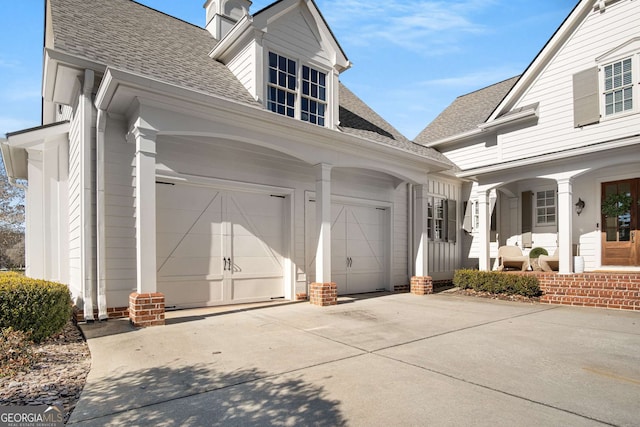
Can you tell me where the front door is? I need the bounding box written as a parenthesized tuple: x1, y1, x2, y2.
(601, 179, 640, 266)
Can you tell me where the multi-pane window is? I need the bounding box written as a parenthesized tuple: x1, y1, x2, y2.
(434, 198, 445, 240)
(267, 52, 296, 118)
(536, 190, 556, 225)
(604, 58, 633, 116)
(301, 66, 327, 126)
(267, 52, 327, 126)
(426, 197, 456, 242)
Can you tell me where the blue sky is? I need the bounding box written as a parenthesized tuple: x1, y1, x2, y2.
(0, 0, 577, 139)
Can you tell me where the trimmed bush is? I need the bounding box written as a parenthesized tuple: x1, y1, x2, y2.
(453, 269, 541, 297)
(529, 247, 548, 259)
(0, 272, 72, 343)
(0, 327, 39, 377)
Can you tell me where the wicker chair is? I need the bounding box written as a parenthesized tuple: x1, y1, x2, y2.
(497, 246, 530, 271)
(538, 248, 559, 272)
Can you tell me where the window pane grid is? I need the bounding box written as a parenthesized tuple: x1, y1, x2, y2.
(268, 52, 297, 118)
(604, 58, 633, 116)
(536, 190, 556, 225)
(301, 65, 327, 126)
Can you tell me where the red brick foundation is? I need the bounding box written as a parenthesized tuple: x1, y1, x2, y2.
(394, 284, 410, 293)
(536, 272, 640, 311)
(129, 292, 165, 327)
(411, 276, 433, 295)
(309, 282, 337, 306)
(296, 292, 308, 301)
(74, 306, 130, 322)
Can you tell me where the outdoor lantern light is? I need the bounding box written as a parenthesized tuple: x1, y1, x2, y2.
(575, 198, 585, 215)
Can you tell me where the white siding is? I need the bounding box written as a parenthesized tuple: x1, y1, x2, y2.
(67, 106, 82, 301)
(227, 41, 256, 99)
(265, 9, 330, 66)
(500, 1, 640, 162)
(442, 1, 640, 171)
(103, 118, 136, 307)
(426, 177, 461, 280)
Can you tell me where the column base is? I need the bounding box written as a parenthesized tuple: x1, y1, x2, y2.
(129, 292, 165, 327)
(411, 276, 433, 296)
(309, 282, 337, 306)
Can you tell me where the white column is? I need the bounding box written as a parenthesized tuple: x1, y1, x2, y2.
(315, 164, 332, 283)
(130, 125, 158, 293)
(557, 178, 574, 274)
(414, 184, 429, 277)
(96, 110, 108, 319)
(478, 189, 491, 271)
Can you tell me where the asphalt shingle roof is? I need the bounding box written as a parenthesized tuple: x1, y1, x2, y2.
(48, 0, 451, 165)
(414, 76, 520, 145)
(49, 0, 259, 106)
(339, 84, 455, 165)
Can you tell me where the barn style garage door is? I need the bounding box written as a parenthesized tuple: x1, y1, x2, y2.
(156, 182, 286, 308)
(308, 200, 388, 295)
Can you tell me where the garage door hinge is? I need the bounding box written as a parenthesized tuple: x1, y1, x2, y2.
(156, 181, 175, 186)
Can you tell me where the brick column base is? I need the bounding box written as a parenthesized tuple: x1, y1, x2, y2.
(129, 292, 165, 327)
(309, 282, 337, 306)
(411, 276, 433, 295)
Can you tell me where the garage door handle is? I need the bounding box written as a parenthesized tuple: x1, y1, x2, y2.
(347, 257, 353, 268)
(223, 258, 228, 271)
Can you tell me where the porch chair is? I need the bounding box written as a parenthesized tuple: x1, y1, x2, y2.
(497, 245, 530, 271)
(538, 248, 559, 272)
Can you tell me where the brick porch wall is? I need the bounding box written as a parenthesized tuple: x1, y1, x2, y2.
(536, 272, 640, 311)
(74, 306, 130, 323)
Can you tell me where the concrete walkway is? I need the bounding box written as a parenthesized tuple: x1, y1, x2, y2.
(68, 293, 640, 426)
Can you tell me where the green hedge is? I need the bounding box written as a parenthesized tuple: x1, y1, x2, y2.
(453, 269, 541, 297)
(0, 272, 72, 343)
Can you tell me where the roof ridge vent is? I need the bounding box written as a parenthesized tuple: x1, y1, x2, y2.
(204, 0, 252, 40)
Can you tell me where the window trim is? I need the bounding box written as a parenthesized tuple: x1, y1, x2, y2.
(598, 50, 640, 121)
(264, 49, 331, 127)
(535, 189, 557, 227)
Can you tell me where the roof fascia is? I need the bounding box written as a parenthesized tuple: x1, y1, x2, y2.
(422, 128, 484, 148)
(253, 0, 350, 71)
(95, 67, 449, 172)
(209, 14, 254, 60)
(478, 104, 538, 131)
(486, 0, 589, 123)
(456, 133, 640, 178)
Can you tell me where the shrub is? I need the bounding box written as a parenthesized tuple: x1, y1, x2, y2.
(0, 272, 72, 343)
(529, 247, 548, 259)
(453, 269, 541, 297)
(0, 327, 39, 377)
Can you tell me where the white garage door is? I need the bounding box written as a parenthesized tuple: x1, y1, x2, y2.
(308, 200, 388, 295)
(156, 183, 286, 308)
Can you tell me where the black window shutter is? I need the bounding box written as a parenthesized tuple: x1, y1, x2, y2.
(573, 67, 600, 128)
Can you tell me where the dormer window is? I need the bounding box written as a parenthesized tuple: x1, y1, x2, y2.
(267, 51, 327, 126)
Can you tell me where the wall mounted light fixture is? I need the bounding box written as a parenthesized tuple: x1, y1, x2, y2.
(575, 198, 585, 216)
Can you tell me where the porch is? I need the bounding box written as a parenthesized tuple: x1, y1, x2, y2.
(510, 271, 640, 311)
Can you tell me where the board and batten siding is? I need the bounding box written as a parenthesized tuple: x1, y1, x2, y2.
(425, 177, 461, 281)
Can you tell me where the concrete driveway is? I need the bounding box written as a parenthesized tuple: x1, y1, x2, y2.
(68, 293, 640, 426)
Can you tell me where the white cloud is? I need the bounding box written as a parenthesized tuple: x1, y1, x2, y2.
(0, 58, 20, 69)
(418, 67, 522, 91)
(319, 0, 496, 53)
(3, 86, 41, 102)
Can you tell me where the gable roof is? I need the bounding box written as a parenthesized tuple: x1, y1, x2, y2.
(414, 76, 520, 146)
(47, 0, 449, 164)
(48, 0, 259, 106)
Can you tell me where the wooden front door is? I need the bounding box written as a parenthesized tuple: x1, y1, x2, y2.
(601, 179, 640, 266)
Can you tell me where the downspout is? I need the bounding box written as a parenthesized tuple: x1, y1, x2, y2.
(81, 69, 95, 321)
(9, 177, 27, 191)
(407, 183, 414, 279)
(96, 109, 108, 320)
